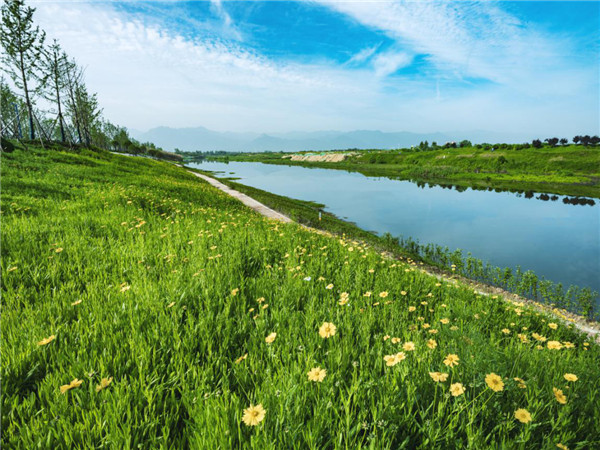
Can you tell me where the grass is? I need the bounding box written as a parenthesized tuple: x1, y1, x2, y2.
(212, 145, 600, 198)
(2, 144, 600, 448)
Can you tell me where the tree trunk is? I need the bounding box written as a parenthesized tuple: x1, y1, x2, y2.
(19, 49, 35, 140)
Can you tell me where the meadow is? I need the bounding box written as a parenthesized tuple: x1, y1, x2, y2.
(2, 144, 599, 449)
(213, 145, 600, 198)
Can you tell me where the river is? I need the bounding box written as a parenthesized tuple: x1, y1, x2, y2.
(187, 160, 599, 293)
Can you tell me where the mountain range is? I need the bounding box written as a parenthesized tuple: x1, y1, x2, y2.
(129, 126, 533, 152)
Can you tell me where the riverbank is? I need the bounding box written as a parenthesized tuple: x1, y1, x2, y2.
(4, 144, 600, 448)
(204, 144, 600, 198)
(191, 167, 599, 324)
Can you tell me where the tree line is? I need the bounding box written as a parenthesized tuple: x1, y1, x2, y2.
(0, 0, 179, 161)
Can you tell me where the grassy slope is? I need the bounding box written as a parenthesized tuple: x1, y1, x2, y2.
(2, 145, 600, 449)
(219, 145, 600, 198)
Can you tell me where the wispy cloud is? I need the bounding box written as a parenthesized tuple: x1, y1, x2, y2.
(28, 1, 599, 138)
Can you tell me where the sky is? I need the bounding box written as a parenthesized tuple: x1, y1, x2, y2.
(30, 1, 600, 137)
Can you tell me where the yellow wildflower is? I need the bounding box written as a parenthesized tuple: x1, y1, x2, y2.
(547, 341, 562, 350)
(95, 377, 113, 392)
(231, 288, 239, 296)
(265, 332, 277, 344)
(37, 335, 56, 346)
(242, 404, 266, 426)
(60, 378, 83, 394)
(319, 322, 337, 338)
(235, 354, 248, 364)
(548, 323, 558, 330)
(391, 337, 401, 344)
(427, 339, 437, 349)
(363, 291, 372, 297)
(440, 318, 450, 325)
(443, 354, 460, 367)
(379, 291, 388, 298)
(307, 367, 327, 382)
(514, 377, 527, 389)
(485, 373, 504, 392)
(71, 299, 82, 306)
(383, 352, 406, 367)
(408, 306, 416, 312)
(553, 387, 567, 404)
(450, 383, 465, 397)
(429, 372, 448, 382)
(326, 284, 334, 290)
(501, 328, 511, 334)
(564, 373, 578, 382)
(514, 408, 532, 424)
(402, 342, 416, 351)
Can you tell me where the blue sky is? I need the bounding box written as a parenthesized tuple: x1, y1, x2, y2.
(32, 1, 599, 137)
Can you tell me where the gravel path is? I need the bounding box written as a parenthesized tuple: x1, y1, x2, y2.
(189, 171, 292, 223)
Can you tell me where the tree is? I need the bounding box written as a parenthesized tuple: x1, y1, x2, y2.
(1, 0, 46, 140)
(39, 39, 69, 142)
(580, 135, 591, 146)
(559, 138, 568, 146)
(573, 136, 581, 145)
(459, 140, 472, 148)
(0, 76, 23, 137)
(590, 136, 600, 146)
(545, 137, 559, 147)
(531, 139, 542, 148)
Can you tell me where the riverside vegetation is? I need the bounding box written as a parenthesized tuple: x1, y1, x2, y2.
(205, 143, 600, 198)
(2, 143, 600, 449)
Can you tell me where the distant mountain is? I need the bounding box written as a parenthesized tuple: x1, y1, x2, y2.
(129, 126, 532, 152)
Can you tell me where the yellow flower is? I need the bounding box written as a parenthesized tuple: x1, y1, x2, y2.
(363, 291, 372, 297)
(485, 373, 504, 392)
(514, 408, 532, 424)
(60, 378, 83, 394)
(383, 335, 390, 341)
(265, 332, 277, 344)
(427, 339, 437, 349)
(379, 291, 388, 298)
(440, 318, 450, 325)
(120, 284, 131, 293)
(55, 247, 63, 253)
(391, 337, 401, 344)
(429, 372, 448, 382)
(547, 341, 562, 350)
(514, 377, 527, 389)
(307, 367, 327, 382)
(167, 302, 175, 308)
(231, 288, 239, 296)
(449, 383, 465, 397)
(428, 329, 439, 334)
(400, 290, 407, 296)
(95, 377, 113, 392)
(532, 333, 546, 342)
(71, 299, 82, 306)
(256, 297, 265, 303)
(563, 341, 575, 349)
(319, 322, 337, 338)
(383, 352, 406, 366)
(443, 354, 460, 367)
(548, 323, 558, 330)
(402, 342, 416, 351)
(501, 328, 511, 334)
(326, 284, 334, 290)
(553, 387, 567, 404)
(235, 354, 248, 364)
(408, 306, 416, 312)
(37, 335, 56, 346)
(556, 444, 569, 450)
(564, 373, 578, 382)
(242, 404, 266, 426)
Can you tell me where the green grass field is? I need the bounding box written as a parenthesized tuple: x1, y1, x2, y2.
(214, 145, 600, 198)
(2, 144, 599, 449)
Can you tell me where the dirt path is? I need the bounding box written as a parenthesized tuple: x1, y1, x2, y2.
(191, 170, 599, 342)
(189, 172, 292, 223)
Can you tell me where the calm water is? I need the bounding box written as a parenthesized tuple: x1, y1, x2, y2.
(188, 161, 600, 293)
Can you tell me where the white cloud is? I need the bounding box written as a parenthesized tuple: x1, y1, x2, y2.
(25, 0, 599, 138)
(372, 51, 412, 77)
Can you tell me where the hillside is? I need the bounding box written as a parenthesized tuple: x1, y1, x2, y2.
(2, 145, 599, 448)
